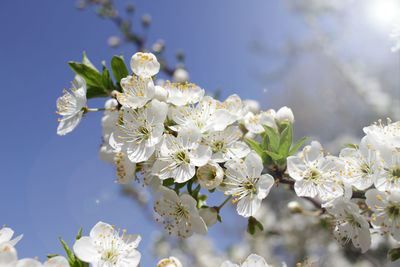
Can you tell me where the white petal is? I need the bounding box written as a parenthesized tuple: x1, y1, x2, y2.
(57, 112, 83, 136)
(0, 243, 17, 267)
(43, 256, 70, 267)
(73, 236, 99, 263)
(236, 195, 261, 217)
(256, 174, 274, 200)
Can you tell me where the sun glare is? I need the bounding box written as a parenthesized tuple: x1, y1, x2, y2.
(366, 0, 400, 28)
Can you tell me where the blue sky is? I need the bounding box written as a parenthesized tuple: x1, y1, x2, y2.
(0, 0, 398, 266)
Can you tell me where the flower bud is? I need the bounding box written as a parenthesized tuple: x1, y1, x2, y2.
(173, 68, 189, 83)
(141, 14, 151, 27)
(199, 207, 218, 227)
(130, 52, 160, 77)
(107, 36, 121, 48)
(154, 85, 168, 102)
(244, 99, 260, 114)
(276, 106, 294, 123)
(287, 201, 302, 213)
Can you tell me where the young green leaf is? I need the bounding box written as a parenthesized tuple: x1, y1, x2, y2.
(82, 52, 98, 72)
(162, 178, 175, 187)
(263, 125, 279, 152)
(59, 237, 75, 262)
(101, 66, 115, 91)
(245, 138, 263, 156)
(278, 123, 292, 157)
(111, 56, 129, 89)
(46, 254, 60, 259)
(344, 143, 359, 150)
(75, 227, 83, 240)
(264, 151, 282, 161)
(388, 247, 400, 261)
(288, 137, 307, 156)
(68, 62, 103, 88)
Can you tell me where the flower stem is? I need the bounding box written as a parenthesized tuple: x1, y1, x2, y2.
(218, 195, 232, 209)
(86, 107, 113, 112)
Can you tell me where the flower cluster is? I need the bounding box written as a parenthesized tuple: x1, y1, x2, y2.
(288, 119, 400, 253)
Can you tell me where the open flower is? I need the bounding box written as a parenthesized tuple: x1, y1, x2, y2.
(223, 151, 275, 217)
(169, 96, 235, 134)
(243, 111, 276, 135)
(164, 81, 204, 106)
(153, 186, 207, 238)
(109, 99, 168, 163)
(16, 256, 70, 267)
(73, 221, 141, 267)
(339, 137, 381, 190)
(56, 75, 87, 135)
(157, 256, 182, 267)
(197, 161, 224, 190)
(324, 198, 371, 253)
(366, 189, 400, 241)
(0, 227, 23, 247)
(220, 254, 270, 267)
(0, 243, 18, 267)
(203, 125, 250, 163)
(287, 141, 344, 201)
(130, 52, 160, 77)
(117, 75, 155, 109)
(374, 148, 400, 192)
(152, 129, 211, 183)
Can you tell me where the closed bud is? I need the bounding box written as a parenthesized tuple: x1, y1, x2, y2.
(244, 99, 260, 114)
(173, 68, 189, 83)
(154, 85, 168, 102)
(107, 36, 121, 48)
(276, 106, 294, 123)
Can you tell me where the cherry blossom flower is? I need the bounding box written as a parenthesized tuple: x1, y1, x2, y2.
(169, 96, 235, 134)
(164, 81, 204, 106)
(117, 75, 155, 110)
(287, 141, 344, 201)
(157, 256, 182, 267)
(223, 151, 275, 217)
(16, 256, 70, 267)
(109, 99, 168, 163)
(203, 126, 250, 163)
(56, 75, 87, 135)
(339, 137, 381, 190)
(73, 221, 141, 267)
(366, 189, 400, 241)
(0, 227, 23, 247)
(130, 52, 160, 77)
(220, 254, 270, 267)
(243, 111, 276, 135)
(197, 161, 224, 190)
(0, 243, 17, 267)
(324, 198, 371, 253)
(152, 129, 211, 183)
(153, 186, 207, 238)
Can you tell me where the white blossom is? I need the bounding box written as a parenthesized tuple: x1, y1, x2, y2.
(152, 129, 211, 183)
(220, 94, 246, 121)
(275, 106, 294, 123)
(130, 52, 160, 77)
(0, 227, 23, 247)
(0, 243, 18, 267)
(164, 81, 204, 106)
(324, 198, 371, 253)
(223, 151, 275, 217)
(117, 75, 155, 110)
(73, 221, 141, 267)
(243, 111, 276, 135)
(243, 100, 260, 114)
(172, 68, 189, 83)
(16, 256, 70, 267)
(197, 161, 224, 190)
(56, 75, 87, 135)
(287, 141, 344, 201)
(220, 254, 270, 267)
(366, 189, 400, 241)
(113, 152, 136, 184)
(374, 148, 400, 192)
(363, 120, 400, 157)
(153, 186, 207, 238)
(199, 207, 219, 227)
(157, 256, 182, 267)
(109, 99, 168, 163)
(169, 96, 235, 134)
(339, 137, 381, 190)
(203, 125, 250, 163)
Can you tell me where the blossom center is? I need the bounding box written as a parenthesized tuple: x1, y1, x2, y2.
(101, 249, 119, 264)
(174, 150, 190, 164)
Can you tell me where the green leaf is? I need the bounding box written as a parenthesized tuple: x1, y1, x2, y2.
(101, 66, 115, 91)
(46, 254, 60, 259)
(59, 237, 75, 262)
(247, 224, 255, 235)
(344, 143, 359, 150)
(75, 227, 82, 240)
(162, 178, 175, 187)
(278, 123, 292, 157)
(245, 138, 263, 156)
(111, 56, 129, 89)
(263, 125, 279, 152)
(289, 137, 307, 156)
(69, 62, 103, 88)
(265, 151, 283, 161)
(82, 52, 98, 71)
(217, 214, 222, 223)
(388, 248, 400, 261)
(256, 221, 264, 231)
(86, 86, 109, 99)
